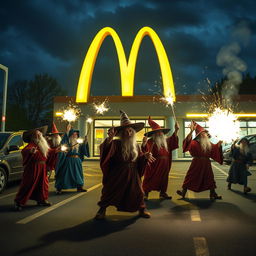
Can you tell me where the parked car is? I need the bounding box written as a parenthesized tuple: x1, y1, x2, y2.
(0, 132, 26, 193)
(223, 134, 256, 164)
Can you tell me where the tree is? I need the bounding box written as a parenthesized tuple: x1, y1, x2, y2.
(211, 73, 256, 96)
(6, 74, 66, 130)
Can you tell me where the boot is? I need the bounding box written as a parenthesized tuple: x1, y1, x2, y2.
(244, 186, 251, 194)
(176, 189, 187, 198)
(159, 192, 172, 200)
(56, 189, 62, 195)
(77, 187, 87, 192)
(14, 201, 22, 211)
(94, 207, 106, 220)
(210, 190, 222, 200)
(138, 208, 151, 218)
(37, 200, 52, 206)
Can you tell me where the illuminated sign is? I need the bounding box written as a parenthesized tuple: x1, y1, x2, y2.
(76, 27, 175, 103)
(186, 113, 256, 118)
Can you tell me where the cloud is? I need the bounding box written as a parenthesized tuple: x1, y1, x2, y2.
(0, 0, 255, 96)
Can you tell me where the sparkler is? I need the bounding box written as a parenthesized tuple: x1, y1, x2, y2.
(60, 103, 81, 124)
(93, 101, 109, 115)
(207, 107, 240, 143)
(61, 145, 68, 152)
(61, 138, 84, 152)
(160, 93, 176, 122)
(86, 117, 93, 136)
(62, 108, 80, 123)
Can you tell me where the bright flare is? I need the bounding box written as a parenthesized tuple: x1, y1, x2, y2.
(77, 138, 84, 144)
(62, 108, 79, 122)
(160, 93, 174, 106)
(208, 108, 240, 143)
(93, 101, 109, 115)
(61, 145, 68, 151)
(87, 117, 93, 123)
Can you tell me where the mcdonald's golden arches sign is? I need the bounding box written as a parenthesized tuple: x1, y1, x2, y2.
(76, 27, 175, 103)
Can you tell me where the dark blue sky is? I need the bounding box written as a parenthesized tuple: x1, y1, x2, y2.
(0, 0, 255, 96)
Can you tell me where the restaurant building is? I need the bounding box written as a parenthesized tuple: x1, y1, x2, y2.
(53, 94, 256, 159)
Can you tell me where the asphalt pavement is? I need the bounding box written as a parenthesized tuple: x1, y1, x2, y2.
(0, 161, 256, 256)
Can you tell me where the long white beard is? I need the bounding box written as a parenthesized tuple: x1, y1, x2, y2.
(121, 132, 138, 162)
(69, 137, 79, 151)
(51, 135, 61, 147)
(239, 144, 249, 155)
(33, 134, 50, 157)
(200, 137, 212, 153)
(152, 134, 168, 151)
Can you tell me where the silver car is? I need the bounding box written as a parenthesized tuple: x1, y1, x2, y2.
(223, 134, 256, 164)
(0, 132, 26, 193)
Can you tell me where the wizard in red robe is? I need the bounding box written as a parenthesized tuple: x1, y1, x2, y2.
(46, 122, 63, 178)
(176, 121, 223, 200)
(142, 116, 179, 200)
(14, 126, 52, 210)
(95, 110, 155, 220)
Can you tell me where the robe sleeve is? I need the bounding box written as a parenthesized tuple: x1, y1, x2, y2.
(46, 148, 58, 170)
(141, 139, 152, 153)
(61, 133, 69, 145)
(55, 134, 69, 177)
(100, 139, 116, 177)
(246, 153, 253, 165)
(21, 143, 46, 166)
(210, 143, 223, 164)
(183, 135, 192, 153)
(141, 143, 148, 153)
(78, 142, 90, 161)
(167, 132, 179, 151)
(137, 146, 148, 178)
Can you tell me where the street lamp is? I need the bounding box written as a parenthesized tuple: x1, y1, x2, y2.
(0, 64, 8, 132)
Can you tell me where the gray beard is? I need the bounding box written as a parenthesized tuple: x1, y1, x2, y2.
(199, 137, 212, 153)
(152, 134, 168, 151)
(33, 134, 49, 157)
(121, 135, 138, 162)
(69, 137, 79, 151)
(51, 135, 61, 147)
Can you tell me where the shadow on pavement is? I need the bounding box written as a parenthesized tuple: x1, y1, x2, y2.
(146, 199, 164, 210)
(16, 215, 139, 255)
(0, 204, 40, 213)
(229, 189, 256, 202)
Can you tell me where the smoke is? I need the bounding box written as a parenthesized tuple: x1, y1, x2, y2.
(216, 21, 251, 102)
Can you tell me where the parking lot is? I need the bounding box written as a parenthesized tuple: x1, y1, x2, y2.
(1, 161, 256, 256)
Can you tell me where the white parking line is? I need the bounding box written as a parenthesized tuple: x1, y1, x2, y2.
(188, 191, 201, 222)
(212, 163, 228, 177)
(16, 183, 102, 224)
(193, 237, 210, 256)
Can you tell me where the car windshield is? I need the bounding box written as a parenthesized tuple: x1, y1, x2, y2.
(0, 133, 11, 149)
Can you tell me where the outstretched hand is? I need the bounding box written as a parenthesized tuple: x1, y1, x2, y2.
(189, 121, 197, 132)
(144, 152, 156, 163)
(30, 147, 37, 154)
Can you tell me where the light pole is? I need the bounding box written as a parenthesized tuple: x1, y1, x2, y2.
(0, 64, 8, 132)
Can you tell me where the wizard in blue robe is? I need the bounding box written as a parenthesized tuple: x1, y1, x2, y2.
(55, 126, 90, 194)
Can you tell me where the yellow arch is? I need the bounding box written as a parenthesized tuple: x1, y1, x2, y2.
(76, 26, 175, 103)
